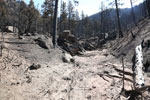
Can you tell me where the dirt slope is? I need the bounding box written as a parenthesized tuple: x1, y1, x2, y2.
(111, 17, 150, 62)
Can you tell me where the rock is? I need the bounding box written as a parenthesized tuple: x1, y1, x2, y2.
(29, 63, 41, 70)
(62, 52, 74, 63)
(92, 86, 96, 89)
(34, 38, 48, 49)
(83, 42, 95, 50)
(86, 95, 91, 100)
(81, 37, 99, 50)
(67, 35, 76, 43)
(62, 77, 71, 81)
(61, 30, 71, 39)
(32, 33, 38, 36)
(34, 35, 53, 49)
(103, 53, 109, 57)
(11, 82, 20, 85)
(26, 76, 32, 83)
(26, 33, 32, 36)
(5, 26, 19, 33)
(57, 30, 85, 56)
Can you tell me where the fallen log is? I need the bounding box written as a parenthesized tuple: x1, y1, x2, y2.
(133, 44, 145, 88)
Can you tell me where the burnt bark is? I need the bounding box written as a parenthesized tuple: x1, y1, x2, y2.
(115, 0, 123, 38)
(146, 0, 150, 18)
(52, 0, 59, 48)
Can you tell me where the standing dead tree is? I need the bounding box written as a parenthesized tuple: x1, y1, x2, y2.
(0, 0, 7, 56)
(130, 0, 138, 27)
(52, 0, 59, 48)
(109, 0, 123, 38)
(146, 0, 150, 18)
(0, 30, 4, 57)
(115, 0, 123, 38)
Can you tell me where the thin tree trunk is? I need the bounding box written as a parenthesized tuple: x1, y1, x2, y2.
(51, 16, 53, 35)
(43, 17, 44, 32)
(52, 0, 59, 48)
(130, 0, 138, 27)
(18, 0, 21, 39)
(143, 0, 148, 17)
(146, 0, 150, 18)
(69, 14, 71, 30)
(115, 0, 123, 38)
(36, 4, 39, 33)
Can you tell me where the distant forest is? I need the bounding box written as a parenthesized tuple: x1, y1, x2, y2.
(0, 0, 149, 41)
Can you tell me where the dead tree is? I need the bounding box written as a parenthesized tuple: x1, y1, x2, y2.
(130, 0, 138, 27)
(132, 44, 145, 88)
(52, 0, 59, 48)
(115, 0, 123, 38)
(18, 0, 21, 39)
(146, 0, 150, 18)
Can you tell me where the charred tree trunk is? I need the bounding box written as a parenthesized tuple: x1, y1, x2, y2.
(146, 0, 150, 18)
(25, 21, 32, 34)
(143, 0, 148, 17)
(130, 0, 138, 27)
(43, 17, 45, 33)
(115, 0, 123, 38)
(68, 14, 71, 30)
(132, 44, 145, 88)
(18, 0, 21, 39)
(52, 0, 59, 48)
(51, 16, 53, 35)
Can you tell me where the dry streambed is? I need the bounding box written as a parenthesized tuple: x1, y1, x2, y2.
(0, 33, 137, 100)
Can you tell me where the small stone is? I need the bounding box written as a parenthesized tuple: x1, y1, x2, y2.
(11, 83, 15, 85)
(61, 89, 67, 92)
(62, 53, 73, 63)
(92, 86, 96, 89)
(29, 63, 41, 70)
(86, 95, 91, 99)
(62, 77, 71, 81)
(26, 77, 32, 83)
(16, 82, 20, 84)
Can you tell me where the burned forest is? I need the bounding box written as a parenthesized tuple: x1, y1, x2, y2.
(0, 0, 150, 100)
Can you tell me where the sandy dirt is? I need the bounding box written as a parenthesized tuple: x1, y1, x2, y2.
(0, 32, 142, 100)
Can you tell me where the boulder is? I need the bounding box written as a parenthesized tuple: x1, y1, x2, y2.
(34, 35, 53, 49)
(83, 42, 95, 50)
(26, 33, 32, 36)
(81, 37, 99, 50)
(57, 30, 85, 56)
(5, 26, 18, 33)
(67, 35, 76, 43)
(61, 30, 71, 39)
(34, 37, 49, 49)
(62, 52, 74, 63)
